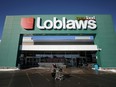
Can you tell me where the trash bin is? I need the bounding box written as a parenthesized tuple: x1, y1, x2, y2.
(94, 64, 99, 70)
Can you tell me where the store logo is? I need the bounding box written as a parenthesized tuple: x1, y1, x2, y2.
(21, 17, 34, 30)
(37, 16, 97, 30)
(21, 16, 97, 30)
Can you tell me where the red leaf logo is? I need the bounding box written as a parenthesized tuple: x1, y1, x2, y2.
(21, 17, 34, 30)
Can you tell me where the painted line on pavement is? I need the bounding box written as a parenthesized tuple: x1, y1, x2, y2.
(8, 72, 15, 87)
(37, 72, 50, 82)
(26, 72, 34, 87)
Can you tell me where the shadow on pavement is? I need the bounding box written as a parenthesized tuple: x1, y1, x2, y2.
(64, 73, 72, 79)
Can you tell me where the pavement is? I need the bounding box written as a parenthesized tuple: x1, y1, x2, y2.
(0, 67, 116, 87)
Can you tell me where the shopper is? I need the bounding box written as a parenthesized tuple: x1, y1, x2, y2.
(51, 64, 57, 79)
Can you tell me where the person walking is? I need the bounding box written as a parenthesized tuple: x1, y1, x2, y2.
(51, 64, 57, 79)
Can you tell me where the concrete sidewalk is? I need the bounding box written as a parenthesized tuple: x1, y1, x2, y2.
(1, 67, 115, 74)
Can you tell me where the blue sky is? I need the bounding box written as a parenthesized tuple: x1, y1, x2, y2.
(0, 0, 116, 39)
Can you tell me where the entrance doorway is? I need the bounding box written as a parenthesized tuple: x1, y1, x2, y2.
(19, 51, 97, 68)
(18, 35, 97, 68)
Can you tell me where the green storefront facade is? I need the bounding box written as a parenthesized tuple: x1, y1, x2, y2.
(0, 15, 116, 68)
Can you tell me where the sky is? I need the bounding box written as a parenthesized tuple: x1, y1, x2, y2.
(0, 0, 116, 39)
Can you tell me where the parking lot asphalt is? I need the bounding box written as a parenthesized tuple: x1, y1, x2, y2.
(0, 68, 116, 87)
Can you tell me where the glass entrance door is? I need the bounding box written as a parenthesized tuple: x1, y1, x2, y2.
(19, 51, 97, 68)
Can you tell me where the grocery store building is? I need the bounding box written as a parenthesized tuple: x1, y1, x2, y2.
(0, 15, 116, 68)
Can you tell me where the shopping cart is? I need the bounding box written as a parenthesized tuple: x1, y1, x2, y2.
(55, 67, 64, 80)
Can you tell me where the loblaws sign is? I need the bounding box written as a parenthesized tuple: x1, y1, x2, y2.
(21, 16, 97, 30)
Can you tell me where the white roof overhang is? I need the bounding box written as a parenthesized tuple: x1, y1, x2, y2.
(20, 45, 98, 51)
